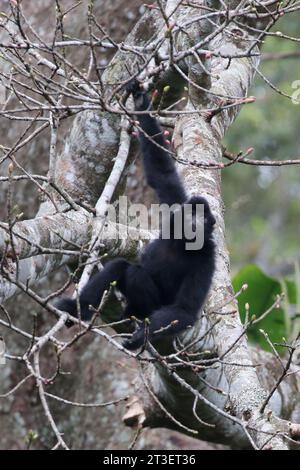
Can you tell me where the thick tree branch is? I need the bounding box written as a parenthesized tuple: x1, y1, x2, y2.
(130, 3, 299, 450)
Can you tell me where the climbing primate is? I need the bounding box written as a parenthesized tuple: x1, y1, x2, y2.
(56, 81, 216, 350)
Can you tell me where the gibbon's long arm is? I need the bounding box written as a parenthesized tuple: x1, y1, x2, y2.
(128, 81, 187, 206)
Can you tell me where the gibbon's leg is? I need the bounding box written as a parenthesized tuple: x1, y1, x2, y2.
(123, 269, 214, 350)
(123, 264, 161, 320)
(56, 258, 130, 325)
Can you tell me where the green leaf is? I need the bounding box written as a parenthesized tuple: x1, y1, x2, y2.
(232, 264, 296, 353)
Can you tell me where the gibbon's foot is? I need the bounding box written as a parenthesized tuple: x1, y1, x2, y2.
(55, 297, 77, 328)
(122, 328, 146, 351)
(55, 297, 91, 328)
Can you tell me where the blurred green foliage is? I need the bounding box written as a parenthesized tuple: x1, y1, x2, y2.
(232, 264, 298, 352)
(223, 13, 300, 273)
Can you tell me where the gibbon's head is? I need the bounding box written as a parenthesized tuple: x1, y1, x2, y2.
(188, 195, 216, 236)
(167, 196, 216, 250)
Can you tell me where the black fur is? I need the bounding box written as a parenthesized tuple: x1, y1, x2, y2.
(56, 81, 216, 350)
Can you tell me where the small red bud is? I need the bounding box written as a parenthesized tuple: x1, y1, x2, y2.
(245, 96, 256, 103)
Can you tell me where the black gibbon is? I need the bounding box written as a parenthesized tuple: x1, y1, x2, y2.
(56, 81, 216, 350)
